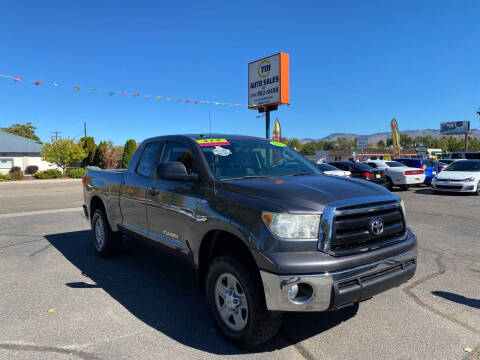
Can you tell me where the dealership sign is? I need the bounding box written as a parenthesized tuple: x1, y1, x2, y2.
(248, 53, 289, 109)
(440, 121, 470, 134)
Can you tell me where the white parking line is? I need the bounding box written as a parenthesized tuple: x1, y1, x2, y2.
(0, 208, 81, 219)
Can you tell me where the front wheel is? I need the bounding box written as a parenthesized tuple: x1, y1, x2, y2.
(206, 254, 282, 349)
(385, 177, 394, 190)
(476, 182, 480, 196)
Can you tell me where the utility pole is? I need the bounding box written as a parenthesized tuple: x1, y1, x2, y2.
(50, 131, 61, 141)
(84, 121, 87, 139)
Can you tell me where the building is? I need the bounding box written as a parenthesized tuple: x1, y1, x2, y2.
(316, 148, 418, 163)
(0, 131, 57, 174)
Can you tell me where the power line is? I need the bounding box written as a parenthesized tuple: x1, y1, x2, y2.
(50, 131, 61, 141)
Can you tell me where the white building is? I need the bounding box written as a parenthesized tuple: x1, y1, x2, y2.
(0, 131, 57, 174)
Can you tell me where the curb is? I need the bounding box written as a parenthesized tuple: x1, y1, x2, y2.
(0, 179, 82, 185)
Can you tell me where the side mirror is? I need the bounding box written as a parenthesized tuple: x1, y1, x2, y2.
(157, 162, 198, 182)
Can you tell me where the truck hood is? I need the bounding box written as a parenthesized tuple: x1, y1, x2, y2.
(220, 174, 393, 213)
(437, 171, 480, 180)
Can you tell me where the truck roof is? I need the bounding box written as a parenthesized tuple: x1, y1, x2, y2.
(143, 134, 268, 142)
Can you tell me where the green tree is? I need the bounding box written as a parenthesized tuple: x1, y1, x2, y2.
(300, 143, 316, 155)
(79, 136, 97, 167)
(41, 139, 86, 173)
(1, 122, 40, 141)
(122, 139, 137, 168)
(287, 138, 302, 151)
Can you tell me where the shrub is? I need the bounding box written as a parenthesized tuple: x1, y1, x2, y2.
(25, 165, 39, 175)
(9, 167, 24, 180)
(66, 168, 87, 178)
(35, 169, 62, 179)
(0, 174, 11, 181)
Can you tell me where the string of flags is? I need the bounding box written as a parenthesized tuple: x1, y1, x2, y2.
(0, 73, 251, 108)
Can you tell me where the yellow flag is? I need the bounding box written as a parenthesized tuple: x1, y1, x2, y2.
(74, 86, 81, 92)
(156, 96, 162, 101)
(272, 118, 282, 142)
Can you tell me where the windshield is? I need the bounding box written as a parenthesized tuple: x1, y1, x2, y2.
(350, 162, 374, 171)
(465, 153, 480, 159)
(198, 138, 321, 180)
(317, 163, 339, 171)
(386, 161, 406, 168)
(444, 160, 480, 172)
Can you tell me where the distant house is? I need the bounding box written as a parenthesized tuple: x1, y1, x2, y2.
(0, 131, 57, 174)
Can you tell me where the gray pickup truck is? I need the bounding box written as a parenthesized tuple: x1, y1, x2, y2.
(82, 134, 417, 348)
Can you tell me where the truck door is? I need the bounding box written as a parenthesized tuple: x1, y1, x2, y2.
(146, 140, 203, 255)
(120, 141, 163, 236)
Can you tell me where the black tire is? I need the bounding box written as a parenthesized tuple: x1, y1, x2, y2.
(206, 254, 283, 349)
(399, 185, 409, 191)
(91, 209, 122, 257)
(385, 177, 394, 190)
(476, 181, 480, 196)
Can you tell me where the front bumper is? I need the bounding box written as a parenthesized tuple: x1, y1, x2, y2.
(260, 248, 416, 312)
(431, 181, 476, 192)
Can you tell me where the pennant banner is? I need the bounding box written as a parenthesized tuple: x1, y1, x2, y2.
(0, 73, 252, 108)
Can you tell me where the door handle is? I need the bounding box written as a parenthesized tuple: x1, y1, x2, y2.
(148, 186, 159, 196)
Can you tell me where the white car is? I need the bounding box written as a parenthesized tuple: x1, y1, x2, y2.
(364, 160, 426, 190)
(316, 163, 352, 177)
(431, 160, 480, 195)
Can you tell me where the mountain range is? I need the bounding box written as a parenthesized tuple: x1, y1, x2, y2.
(300, 129, 480, 145)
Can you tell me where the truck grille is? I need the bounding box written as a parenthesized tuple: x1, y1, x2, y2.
(318, 200, 406, 256)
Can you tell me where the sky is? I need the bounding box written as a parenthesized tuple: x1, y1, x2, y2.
(1, 1, 479, 145)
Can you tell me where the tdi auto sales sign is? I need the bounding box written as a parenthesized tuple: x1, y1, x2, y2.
(248, 53, 289, 109)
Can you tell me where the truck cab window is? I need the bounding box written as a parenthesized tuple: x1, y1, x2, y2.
(137, 142, 162, 177)
(161, 141, 197, 174)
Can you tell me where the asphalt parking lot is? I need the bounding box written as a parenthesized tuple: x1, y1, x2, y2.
(0, 180, 479, 360)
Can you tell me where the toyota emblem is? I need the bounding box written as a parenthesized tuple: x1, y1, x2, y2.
(370, 218, 384, 236)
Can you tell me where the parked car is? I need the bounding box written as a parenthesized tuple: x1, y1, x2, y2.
(444, 151, 480, 160)
(431, 160, 480, 195)
(394, 158, 437, 184)
(434, 161, 448, 172)
(438, 159, 457, 166)
(82, 134, 417, 348)
(363, 160, 425, 190)
(315, 162, 352, 177)
(329, 161, 386, 186)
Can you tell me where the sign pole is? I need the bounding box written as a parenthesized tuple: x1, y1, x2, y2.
(266, 110, 270, 139)
(465, 132, 468, 151)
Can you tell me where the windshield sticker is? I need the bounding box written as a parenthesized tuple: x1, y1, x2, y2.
(270, 141, 286, 147)
(196, 138, 230, 147)
(212, 146, 232, 157)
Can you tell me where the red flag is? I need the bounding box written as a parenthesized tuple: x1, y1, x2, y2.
(13, 77, 22, 82)
(194, 100, 199, 104)
(132, 93, 139, 97)
(185, 99, 190, 104)
(34, 80, 42, 85)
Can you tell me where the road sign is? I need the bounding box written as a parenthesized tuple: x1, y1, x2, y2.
(356, 136, 368, 149)
(417, 145, 427, 156)
(248, 53, 289, 109)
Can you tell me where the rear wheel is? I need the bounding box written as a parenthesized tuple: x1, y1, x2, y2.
(91, 209, 122, 256)
(476, 181, 480, 196)
(385, 177, 394, 190)
(206, 254, 282, 349)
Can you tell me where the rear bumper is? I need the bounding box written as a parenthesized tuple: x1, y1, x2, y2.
(260, 248, 416, 312)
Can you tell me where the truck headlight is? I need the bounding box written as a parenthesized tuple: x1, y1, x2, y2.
(462, 177, 476, 182)
(400, 199, 406, 216)
(262, 212, 320, 239)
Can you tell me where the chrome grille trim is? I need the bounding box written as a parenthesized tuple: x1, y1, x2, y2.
(318, 195, 406, 256)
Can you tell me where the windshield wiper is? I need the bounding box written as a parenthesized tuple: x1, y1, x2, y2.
(223, 175, 271, 180)
(290, 173, 312, 176)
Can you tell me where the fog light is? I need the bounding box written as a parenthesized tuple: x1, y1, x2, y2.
(286, 283, 314, 305)
(287, 284, 298, 300)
